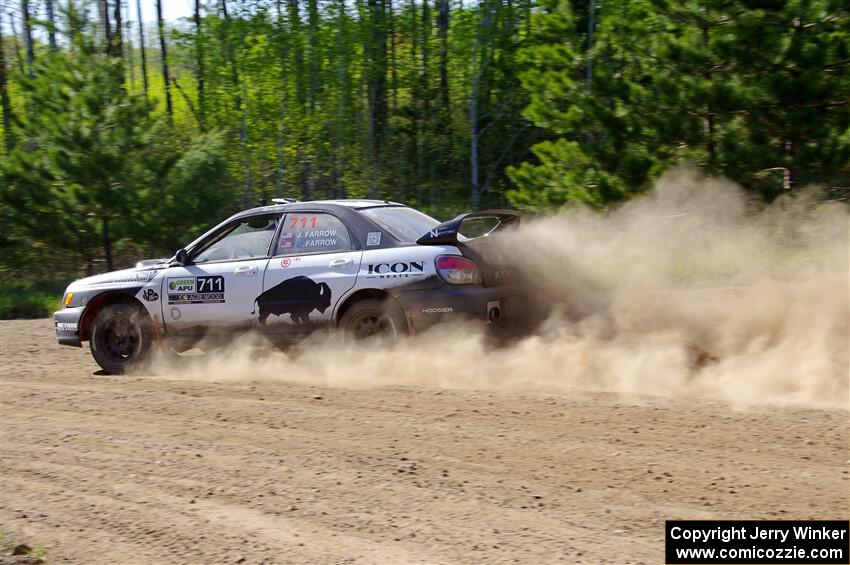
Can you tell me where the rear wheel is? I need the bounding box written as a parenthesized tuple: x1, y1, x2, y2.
(89, 303, 153, 374)
(338, 298, 407, 341)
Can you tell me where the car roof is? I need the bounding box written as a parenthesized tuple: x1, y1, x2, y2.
(233, 199, 405, 219)
(211, 199, 418, 250)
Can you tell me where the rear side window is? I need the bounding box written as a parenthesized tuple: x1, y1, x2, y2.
(276, 213, 352, 255)
(360, 206, 440, 243)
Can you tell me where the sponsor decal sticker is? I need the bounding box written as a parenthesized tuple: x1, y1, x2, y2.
(142, 288, 159, 302)
(167, 276, 226, 305)
(168, 278, 195, 292)
(365, 261, 425, 279)
(109, 271, 154, 283)
(57, 322, 78, 332)
(281, 257, 292, 268)
(427, 227, 452, 239)
(366, 232, 382, 246)
(422, 307, 453, 314)
(170, 307, 182, 320)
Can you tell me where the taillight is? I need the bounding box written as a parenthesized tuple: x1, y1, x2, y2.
(435, 255, 480, 285)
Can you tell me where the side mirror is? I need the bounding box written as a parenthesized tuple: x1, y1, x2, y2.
(174, 248, 190, 266)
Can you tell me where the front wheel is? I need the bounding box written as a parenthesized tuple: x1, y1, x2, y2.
(89, 303, 154, 374)
(338, 298, 407, 342)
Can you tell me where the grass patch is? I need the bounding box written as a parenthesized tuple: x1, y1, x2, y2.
(0, 281, 67, 319)
(0, 528, 47, 563)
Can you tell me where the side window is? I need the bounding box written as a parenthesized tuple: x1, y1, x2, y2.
(193, 216, 279, 263)
(276, 213, 352, 255)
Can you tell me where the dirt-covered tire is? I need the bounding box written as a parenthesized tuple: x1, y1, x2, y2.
(338, 298, 408, 342)
(89, 303, 154, 374)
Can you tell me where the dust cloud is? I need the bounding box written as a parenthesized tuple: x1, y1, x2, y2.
(154, 169, 849, 408)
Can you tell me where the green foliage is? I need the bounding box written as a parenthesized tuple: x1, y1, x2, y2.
(508, 0, 850, 209)
(0, 4, 232, 273)
(0, 280, 65, 319)
(0, 0, 847, 298)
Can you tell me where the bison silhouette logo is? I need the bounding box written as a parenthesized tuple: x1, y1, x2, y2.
(252, 275, 332, 326)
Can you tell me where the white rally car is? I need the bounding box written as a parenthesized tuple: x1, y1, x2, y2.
(55, 200, 522, 373)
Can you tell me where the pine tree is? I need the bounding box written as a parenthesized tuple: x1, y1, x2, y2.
(0, 6, 230, 270)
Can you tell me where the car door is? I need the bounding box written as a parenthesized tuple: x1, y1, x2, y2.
(163, 214, 281, 336)
(256, 211, 362, 334)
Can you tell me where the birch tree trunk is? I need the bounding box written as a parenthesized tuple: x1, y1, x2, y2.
(21, 0, 34, 78)
(194, 0, 206, 129)
(437, 0, 449, 115)
(0, 9, 13, 151)
(99, 0, 113, 54)
(8, 13, 25, 75)
(155, 0, 173, 117)
(470, 0, 494, 210)
(136, 0, 149, 97)
(112, 0, 124, 59)
(46, 0, 57, 50)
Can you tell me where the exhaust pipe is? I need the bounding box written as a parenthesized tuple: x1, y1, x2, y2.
(488, 306, 501, 323)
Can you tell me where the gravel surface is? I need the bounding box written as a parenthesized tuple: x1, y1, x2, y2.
(1, 319, 848, 564)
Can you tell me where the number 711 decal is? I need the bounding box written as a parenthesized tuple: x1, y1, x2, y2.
(290, 216, 318, 229)
(167, 276, 226, 304)
(197, 276, 224, 293)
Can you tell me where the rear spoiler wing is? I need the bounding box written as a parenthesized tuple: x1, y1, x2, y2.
(416, 210, 520, 245)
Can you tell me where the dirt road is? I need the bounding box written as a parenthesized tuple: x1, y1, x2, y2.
(1, 319, 848, 564)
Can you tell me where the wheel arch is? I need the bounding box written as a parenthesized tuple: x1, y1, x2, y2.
(80, 292, 150, 342)
(334, 288, 409, 331)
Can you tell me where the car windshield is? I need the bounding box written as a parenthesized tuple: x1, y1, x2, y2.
(360, 206, 441, 243)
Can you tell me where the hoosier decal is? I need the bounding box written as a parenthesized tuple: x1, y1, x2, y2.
(167, 276, 226, 305)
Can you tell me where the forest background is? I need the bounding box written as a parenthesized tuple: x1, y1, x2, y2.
(0, 0, 847, 316)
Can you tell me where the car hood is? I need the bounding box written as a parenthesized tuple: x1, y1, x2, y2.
(70, 265, 164, 290)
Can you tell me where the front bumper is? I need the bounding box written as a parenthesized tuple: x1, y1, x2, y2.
(54, 307, 84, 347)
(394, 284, 525, 332)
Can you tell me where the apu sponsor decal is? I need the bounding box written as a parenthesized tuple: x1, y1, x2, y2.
(167, 276, 226, 305)
(56, 322, 78, 332)
(142, 288, 159, 302)
(168, 278, 195, 293)
(365, 261, 425, 279)
(252, 276, 331, 325)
